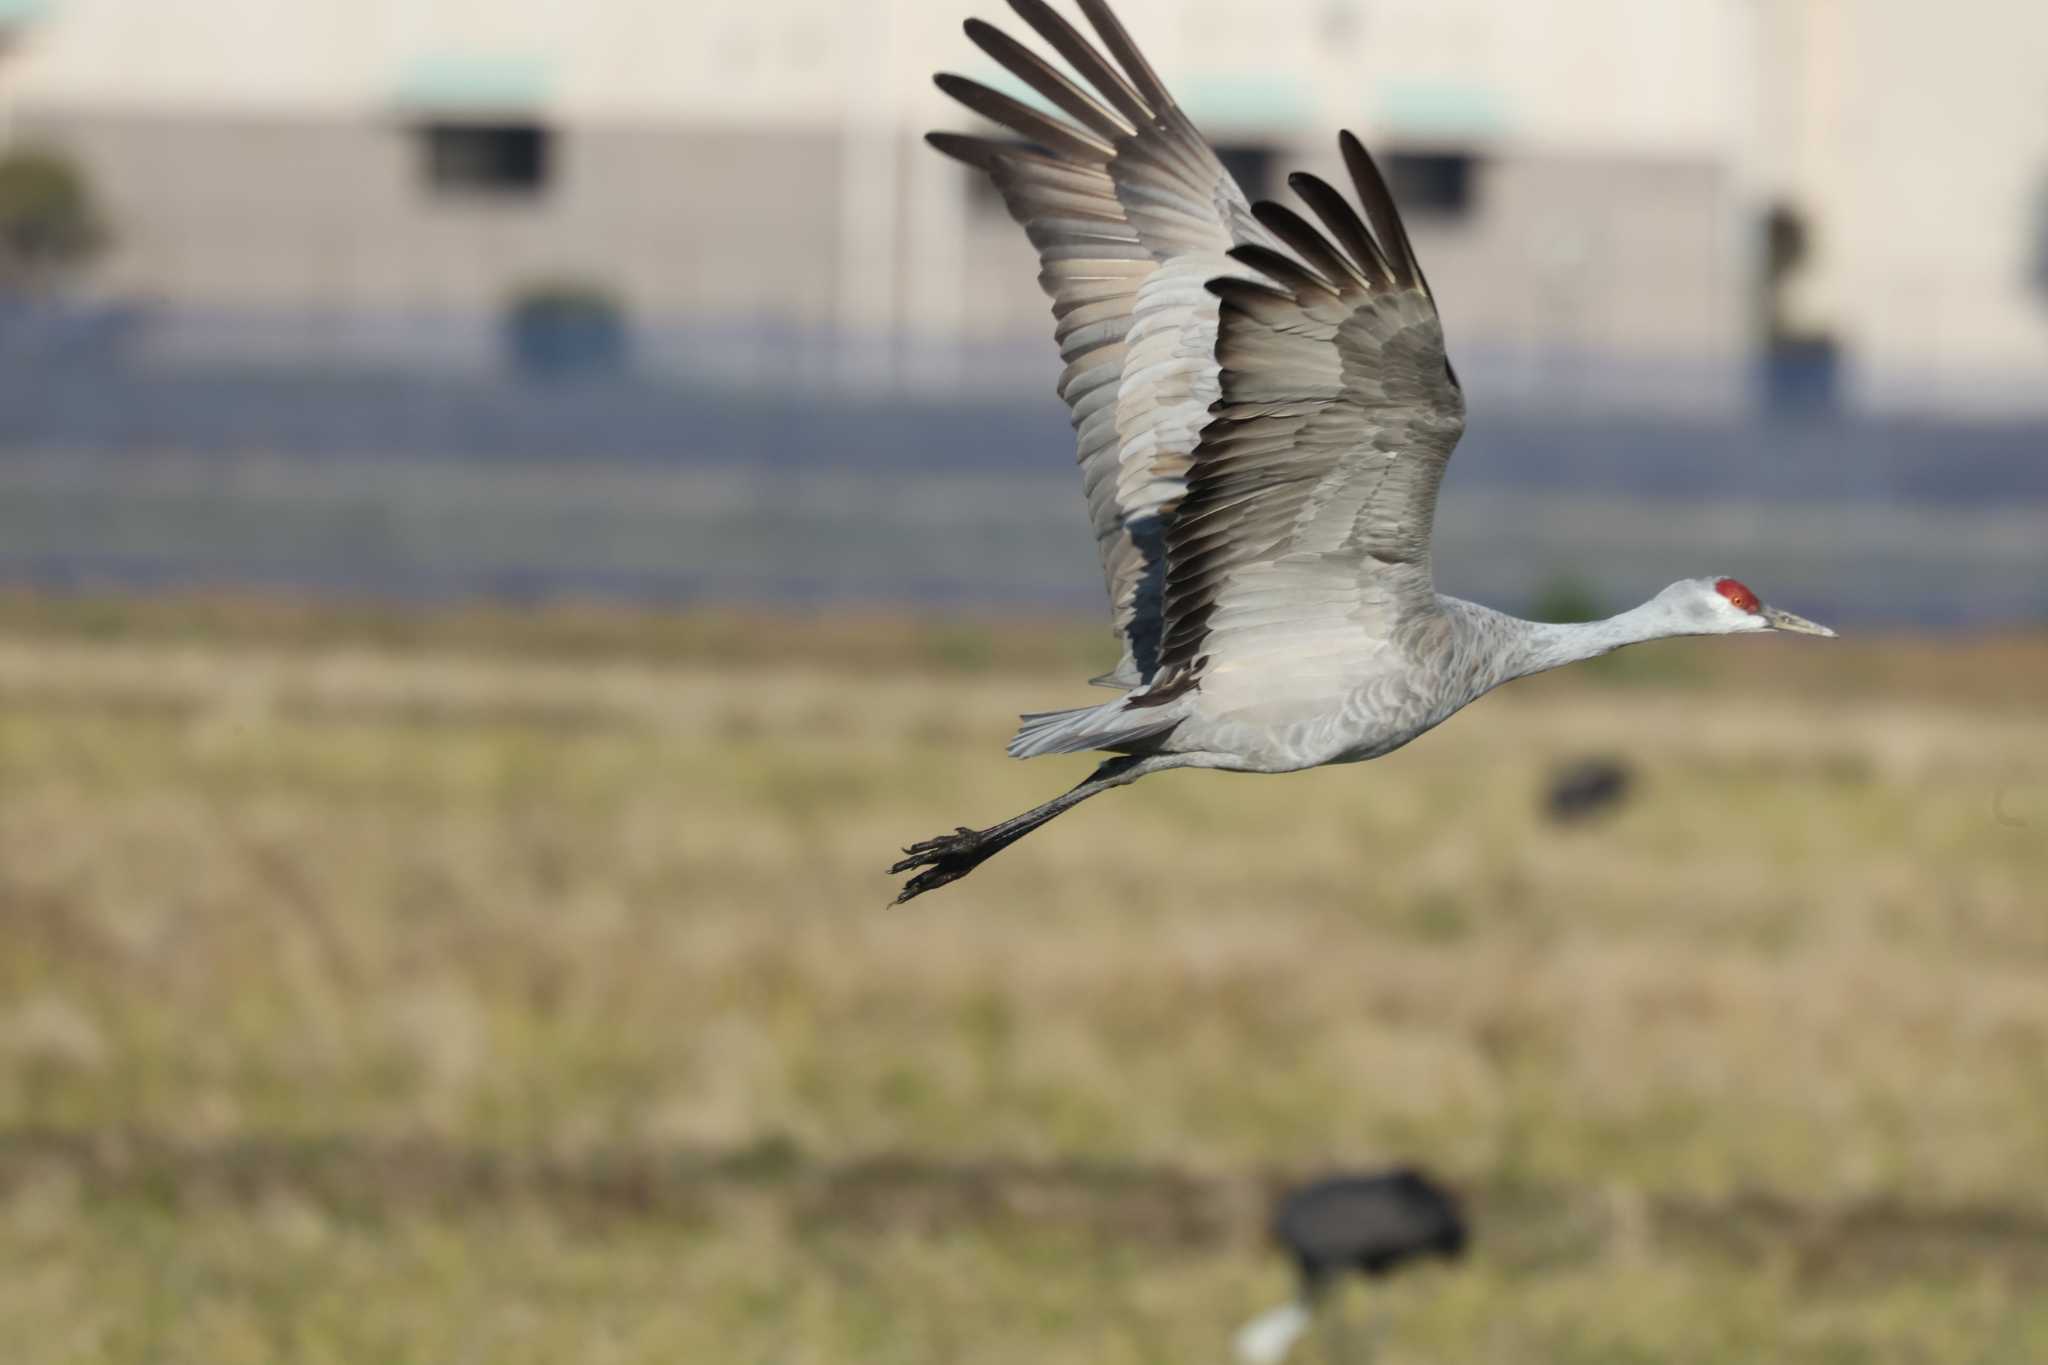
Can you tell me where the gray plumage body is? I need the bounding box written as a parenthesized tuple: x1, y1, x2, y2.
(891, 0, 1834, 904)
(1028, 599, 1615, 774)
(1028, 594, 1762, 775)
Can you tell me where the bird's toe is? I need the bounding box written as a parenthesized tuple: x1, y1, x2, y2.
(891, 863, 967, 905)
(887, 826, 1001, 901)
(897, 826, 976, 858)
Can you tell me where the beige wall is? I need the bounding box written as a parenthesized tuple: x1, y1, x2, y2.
(23, 109, 843, 324)
(3, 0, 2043, 411)
(7, 0, 1753, 152)
(21, 104, 1741, 362)
(1763, 0, 2048, 413)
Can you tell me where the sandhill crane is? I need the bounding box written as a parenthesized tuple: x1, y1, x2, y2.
(891, 0, 1835, 904)
(1237, 1168, 1467, 1365)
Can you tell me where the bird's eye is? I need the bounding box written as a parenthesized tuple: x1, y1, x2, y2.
(1714, 578, 1760, 613)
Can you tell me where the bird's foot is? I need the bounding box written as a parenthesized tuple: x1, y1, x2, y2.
(889, 825, 1003, 905)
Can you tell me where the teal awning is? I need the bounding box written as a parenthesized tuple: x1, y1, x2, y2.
(395, 54, 551, 113)
(964, 65, 1496, 142)
(1375, 82, 1504, 141)
(1180, 75, 1313, 132)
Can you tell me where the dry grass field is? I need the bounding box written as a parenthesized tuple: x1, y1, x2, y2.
(1, 593, 2045, 1362)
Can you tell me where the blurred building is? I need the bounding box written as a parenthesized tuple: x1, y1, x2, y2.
(0, 0, 2044, 414)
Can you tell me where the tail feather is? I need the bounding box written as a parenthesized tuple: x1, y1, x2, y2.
(1008, 697, 1180, 759)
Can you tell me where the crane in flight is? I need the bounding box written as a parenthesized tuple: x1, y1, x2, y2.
(892, 0, 1834, 904)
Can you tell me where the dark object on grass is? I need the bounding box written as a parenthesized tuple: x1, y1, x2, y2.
(1236, 1167, 1467, 1363)
(1545, 756, 1634, 823)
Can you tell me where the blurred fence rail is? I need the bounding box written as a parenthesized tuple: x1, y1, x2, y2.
(3, 304, 2045, 626)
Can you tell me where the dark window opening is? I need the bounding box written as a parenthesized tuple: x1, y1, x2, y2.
(1383, 151, 1474, 218)
(1215, 143, 1278, 203)
(421, 123, 551, 196)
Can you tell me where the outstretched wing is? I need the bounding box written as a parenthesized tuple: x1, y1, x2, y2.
(1149, 132, 1466, 693)
(929, 0, 1267, 688)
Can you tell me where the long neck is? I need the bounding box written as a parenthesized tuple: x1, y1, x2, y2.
(1462, 598, 1678, 689)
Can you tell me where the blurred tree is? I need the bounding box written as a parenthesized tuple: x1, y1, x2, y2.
(0, 147, 106, 288)
(1762, 203, 1808, 343)
(1529, 574, 1605, 624)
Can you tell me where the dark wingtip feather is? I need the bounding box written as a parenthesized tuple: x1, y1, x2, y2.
(1006, 0, 1154, 127)
(1205, 275, 1294, 306)
(1228, 242, 1338, 296)
(1287, 170, 1393, 285)
(925, 130, 1052, 175)
(934, 71, 1113, 162)
(964, 14, 1132, 142)
(1338, 129, 1425, 291)
(1075, 0, 1175, 113)
(925, 129, 990, 168)
(1250, 200, 1365, 289)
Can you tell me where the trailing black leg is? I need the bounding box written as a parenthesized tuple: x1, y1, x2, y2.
(889, 756, 1145, 904)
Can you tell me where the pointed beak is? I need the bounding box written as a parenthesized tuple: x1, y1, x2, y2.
(1762, 604, 1836, 637)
